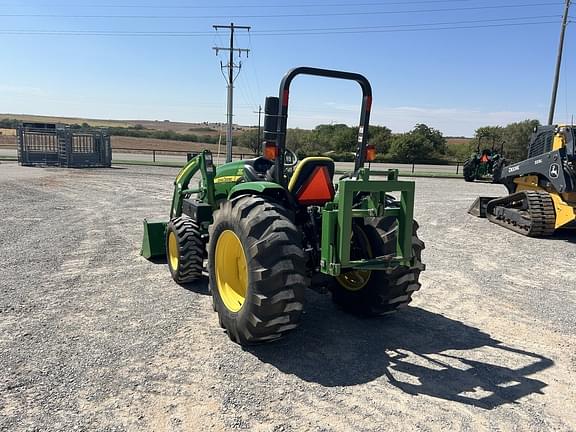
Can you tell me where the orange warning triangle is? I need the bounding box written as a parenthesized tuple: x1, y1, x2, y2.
(297, 166, 335, 205)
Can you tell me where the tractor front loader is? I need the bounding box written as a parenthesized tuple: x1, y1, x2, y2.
(142, 67, 425, 345)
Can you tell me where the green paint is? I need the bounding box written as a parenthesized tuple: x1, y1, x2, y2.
(320, 168, 415, 276)
(140, 219, 167, 259)
(141, 154, 418, 279)
(170, 150, 216, 219)
(228, 181, 285, 198)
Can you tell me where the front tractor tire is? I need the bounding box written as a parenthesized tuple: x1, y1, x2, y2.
(166, 216, 204, 284)
(208, 196, 308, 345)
(330, 218, 425, 316)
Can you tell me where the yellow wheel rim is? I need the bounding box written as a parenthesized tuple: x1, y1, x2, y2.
(168, 231, 179, 271)
(215, 230, 248, 312)
(337, 269, 371, 291)
(336, 226, 372, 291)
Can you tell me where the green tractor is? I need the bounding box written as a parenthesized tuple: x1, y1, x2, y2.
(141, 67, 425, 345)
(463, 136, 505, 182)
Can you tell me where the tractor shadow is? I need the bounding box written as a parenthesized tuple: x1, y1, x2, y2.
(146, 256, 210, 295)
(247, 294, 553, 409)
(180, 277, 210, 295)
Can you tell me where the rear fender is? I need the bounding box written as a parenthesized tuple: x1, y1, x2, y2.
(228, 182, 291, 204)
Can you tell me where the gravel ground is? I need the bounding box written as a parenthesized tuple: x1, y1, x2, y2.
(0, 162, 574, 431)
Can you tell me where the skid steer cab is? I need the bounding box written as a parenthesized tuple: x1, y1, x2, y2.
(142, 67, 425, 345)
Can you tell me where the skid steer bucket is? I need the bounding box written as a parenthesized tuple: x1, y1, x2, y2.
(468, 197, 497, 218)
(141, 219, 167, 259)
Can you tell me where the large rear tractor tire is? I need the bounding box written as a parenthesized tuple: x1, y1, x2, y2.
(463, 159, 476, 182)
(330, 217, 425, 316)
(208, 196, 308, 345)
(166, 216, 205, 284)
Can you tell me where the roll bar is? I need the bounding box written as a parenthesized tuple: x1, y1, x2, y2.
(273, 67, 373, 185)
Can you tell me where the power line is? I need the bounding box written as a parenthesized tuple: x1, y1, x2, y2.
(232, 32, 259, 109)
(212, 23, 251, 163)
(0, 15, 560, 35)
(264, 20, 559, 35)
(246, 31, 262, 107)
(0, 0, 536, 8)
(0, 2, 563, 19)
(0, 20, 559, 37)
(254, 15, 561, 32)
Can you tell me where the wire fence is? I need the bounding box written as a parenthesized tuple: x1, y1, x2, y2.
(0, 144, 464, 175)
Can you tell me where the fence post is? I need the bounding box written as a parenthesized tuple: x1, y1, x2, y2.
(153, 150, 156, 163)
(456, 162, 459, 174)
(412, 162, 415, 173)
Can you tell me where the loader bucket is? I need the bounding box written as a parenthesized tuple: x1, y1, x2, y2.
(468, 197, 496, 218)
(141, 219, 167, 259)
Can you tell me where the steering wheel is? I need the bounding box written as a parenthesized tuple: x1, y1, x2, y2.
(284, 148, 299, 168)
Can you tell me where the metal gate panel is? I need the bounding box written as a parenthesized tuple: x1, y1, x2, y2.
(17, 123, 111, 168)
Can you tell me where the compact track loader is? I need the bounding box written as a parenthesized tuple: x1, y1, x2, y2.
(469, 125, 576, 236)
(141, 67, 426, 345)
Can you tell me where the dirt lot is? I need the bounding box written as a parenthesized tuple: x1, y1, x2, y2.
(0, 162, 574, 431)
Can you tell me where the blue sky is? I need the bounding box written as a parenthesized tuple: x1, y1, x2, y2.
(0, 0, 573, 136)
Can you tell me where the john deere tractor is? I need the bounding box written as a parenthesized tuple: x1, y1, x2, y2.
(142, 67, 425, 345)
(463, 136, 505, 182)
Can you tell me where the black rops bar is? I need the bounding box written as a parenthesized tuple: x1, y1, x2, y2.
(274, 66, 373, 185)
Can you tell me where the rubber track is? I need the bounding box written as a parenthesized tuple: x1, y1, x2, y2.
(170, 216, 204, 282)
(486, 190, 556, 237)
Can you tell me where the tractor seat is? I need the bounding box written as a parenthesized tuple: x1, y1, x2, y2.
(288, 157, 335, 205)
(480, 150, 492, 163)
(243, 157, 274, 182)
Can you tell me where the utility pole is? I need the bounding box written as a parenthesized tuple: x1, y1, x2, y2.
(548, 0, 571, 125)
(253, 105, 262, 155)
(213, 23, 251, 162)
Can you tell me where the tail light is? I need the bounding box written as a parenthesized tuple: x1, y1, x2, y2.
(366, 144, 377, 162)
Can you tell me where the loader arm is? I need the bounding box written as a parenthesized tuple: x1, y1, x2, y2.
(170, 150, 216, 219)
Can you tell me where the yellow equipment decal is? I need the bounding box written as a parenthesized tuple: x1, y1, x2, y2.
(214, 175, 243, 184)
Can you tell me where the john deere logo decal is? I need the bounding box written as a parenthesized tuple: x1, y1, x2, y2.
(549, 163, 560, 179)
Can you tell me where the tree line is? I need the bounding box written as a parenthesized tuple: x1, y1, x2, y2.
(236, 123, 449, 163)
(1, 117, 542, 163)
(236, 120, 541, 163)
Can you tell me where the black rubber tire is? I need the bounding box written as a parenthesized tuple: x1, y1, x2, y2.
(491, 158, 506, 183)
(208, 195, 308, 345)
(166, 216, 205, 284)
(330, 217, 425, 316)
(463, 159, 476, 182)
